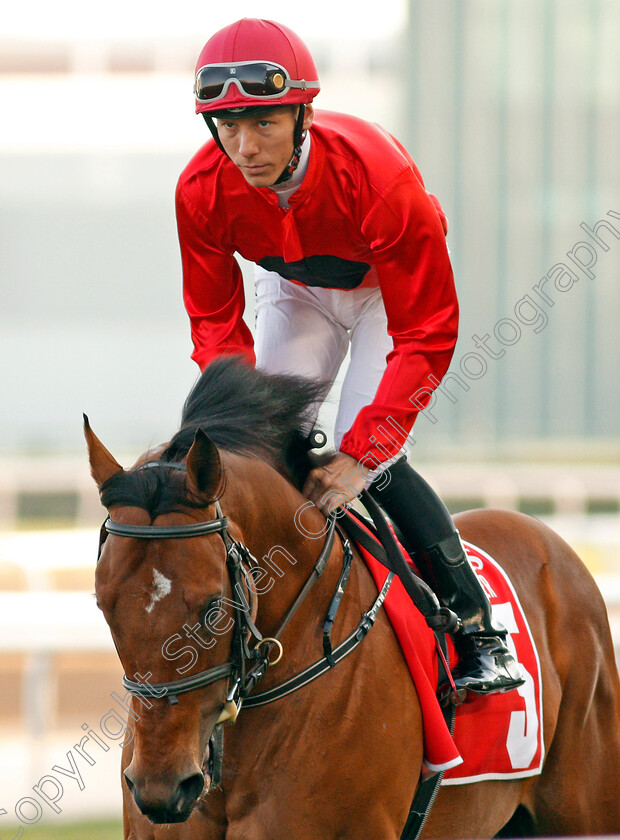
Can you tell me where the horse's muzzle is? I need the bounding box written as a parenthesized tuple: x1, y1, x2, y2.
(124, 766, 205, 824)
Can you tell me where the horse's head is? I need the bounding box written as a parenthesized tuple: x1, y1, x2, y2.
(86, 419, 237, 823)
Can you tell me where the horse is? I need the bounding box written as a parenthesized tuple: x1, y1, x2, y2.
(86, 357, 620, 839)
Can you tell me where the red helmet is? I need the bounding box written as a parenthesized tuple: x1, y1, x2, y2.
(194, 18, 320, 116)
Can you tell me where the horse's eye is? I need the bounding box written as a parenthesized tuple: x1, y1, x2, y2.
(200, 597, 223, 623)
(198, 597, 225, 638)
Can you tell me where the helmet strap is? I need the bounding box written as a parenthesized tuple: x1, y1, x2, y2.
(203, 113, 227, 155)
(274, 104, 307, 185)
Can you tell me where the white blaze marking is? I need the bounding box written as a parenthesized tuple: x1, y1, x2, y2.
(146, 568, 172, 613)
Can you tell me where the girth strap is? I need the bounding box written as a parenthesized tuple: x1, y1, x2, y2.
(341, 495, 457, 840)
(399, 632, 456, 840)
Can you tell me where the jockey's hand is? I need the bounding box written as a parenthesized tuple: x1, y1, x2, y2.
(302, 452, 370, 515)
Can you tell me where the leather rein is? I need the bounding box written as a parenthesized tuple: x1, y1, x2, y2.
(98, 461, 393, 720)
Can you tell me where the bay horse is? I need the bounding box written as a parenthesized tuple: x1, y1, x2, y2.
(86, 357, 620, 839)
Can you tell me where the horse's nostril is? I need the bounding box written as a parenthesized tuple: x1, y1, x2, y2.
(178, 771, 205, 807)
(124, 771, 135, 793)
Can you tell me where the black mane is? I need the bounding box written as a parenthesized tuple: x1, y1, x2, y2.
(100, 357, 328, 517)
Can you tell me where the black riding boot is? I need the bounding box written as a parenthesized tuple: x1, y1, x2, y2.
(418, 532, 525, 698)
(369, 458, 524, 699)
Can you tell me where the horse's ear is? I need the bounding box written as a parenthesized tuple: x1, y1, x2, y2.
(83, 414, 124, 489)
(186, 429, 222, 498)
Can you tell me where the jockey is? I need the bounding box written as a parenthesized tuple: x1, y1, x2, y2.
(176, 17, 524, 699)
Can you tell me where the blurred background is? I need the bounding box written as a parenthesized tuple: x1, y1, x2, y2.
(1, 0, 619, 833)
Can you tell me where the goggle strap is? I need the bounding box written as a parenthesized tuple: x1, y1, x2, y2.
(283, 80, 320, 90)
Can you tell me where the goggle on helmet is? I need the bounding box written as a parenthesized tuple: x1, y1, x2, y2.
(194, 18, 320, 116)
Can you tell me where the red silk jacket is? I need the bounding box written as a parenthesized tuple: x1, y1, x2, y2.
(176, 110, 458, 465)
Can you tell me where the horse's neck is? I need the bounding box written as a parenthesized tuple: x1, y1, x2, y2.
(221, 454, 347, 639)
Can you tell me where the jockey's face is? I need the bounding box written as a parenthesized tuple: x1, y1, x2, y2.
(217, 105, 314, 188)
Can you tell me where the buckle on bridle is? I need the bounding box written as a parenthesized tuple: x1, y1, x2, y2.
(256, 637, 284, 666)
(216, 678, 242, 725)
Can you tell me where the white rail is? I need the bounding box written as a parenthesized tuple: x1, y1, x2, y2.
(1, 459, 620, 528)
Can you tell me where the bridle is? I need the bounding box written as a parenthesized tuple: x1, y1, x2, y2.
(97, 460, 345, 718)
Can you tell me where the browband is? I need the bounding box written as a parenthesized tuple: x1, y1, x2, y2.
(104, 461, 228, 539)
(104, 516, 229, 540)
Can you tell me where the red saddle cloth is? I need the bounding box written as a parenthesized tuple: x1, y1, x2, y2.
(357, 533, 544, 783)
